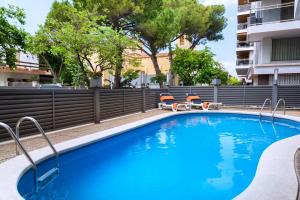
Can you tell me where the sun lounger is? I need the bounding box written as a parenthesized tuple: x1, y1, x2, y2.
(158, 93, 189, 112)
(186, 93, 222, 110)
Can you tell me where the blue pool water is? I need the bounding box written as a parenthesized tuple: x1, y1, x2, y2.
(18, 113, 300, 200)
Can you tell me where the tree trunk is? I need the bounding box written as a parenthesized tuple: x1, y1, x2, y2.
(41, 55, 57, 83)
(113, 64, 122, 88)
(189, 37, 202, 50)
(77, 54, 90, 86)
(150, 54, 163, 88)
(113, 46, 124, 88)
(168, 43, 175, 86)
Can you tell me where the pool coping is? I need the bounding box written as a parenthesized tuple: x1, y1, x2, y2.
(0, 110, 300, 200)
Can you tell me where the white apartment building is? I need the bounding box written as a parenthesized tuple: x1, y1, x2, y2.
(236, 0, 255, 84)
(236, 0, 300, 85)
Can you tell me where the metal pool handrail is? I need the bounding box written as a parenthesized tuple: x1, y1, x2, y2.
(0, 122, 38, 191)
(272, 98, 286, 119)
(259, 98, 272, 119)
(16, 116, 59, 169)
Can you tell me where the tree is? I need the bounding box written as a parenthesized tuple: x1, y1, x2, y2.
(131, 0, 227, 87)
(56, 2, 136, 86)
(73, 0, 143, 88)
(167, 1, 227, 85)
(27, 26, 67, 83)
(0, 5, 27, 68)
(228, 77, 241, 85)
(172, 47, 228, 85)
(132, 0, 181, 88)
(120, 69, 140, 88)
(26, 2, 78, 83)
(184, 4, 227, 50)
(29, 1, 135, 86)
(72, 0, 226, 88)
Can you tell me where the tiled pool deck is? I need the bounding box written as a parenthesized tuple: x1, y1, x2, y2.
(0, 109, 167, 163)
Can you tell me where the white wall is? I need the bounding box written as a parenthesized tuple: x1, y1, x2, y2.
(261, 38, 272, 64)
(19, 52, 38, 64)
(254, 42, 262, 64)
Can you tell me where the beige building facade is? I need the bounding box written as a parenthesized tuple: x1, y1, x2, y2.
(102, 36, 190, 87)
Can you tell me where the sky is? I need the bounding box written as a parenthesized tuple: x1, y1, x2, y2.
(0, 0, 238, 76)
(202, 0, 237, 76)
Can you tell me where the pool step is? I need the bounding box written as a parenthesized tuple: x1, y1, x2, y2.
(38, 167, 59, 188)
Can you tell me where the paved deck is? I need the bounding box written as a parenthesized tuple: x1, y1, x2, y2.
(1, 107, 300, 196)
(0, 109, 167, 163)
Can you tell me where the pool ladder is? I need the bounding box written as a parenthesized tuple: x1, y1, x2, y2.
(259, 98, 271, 119)
(0, 117, 59, 193)
(271, 98, 286, 119)
(260, 98, 286, 120)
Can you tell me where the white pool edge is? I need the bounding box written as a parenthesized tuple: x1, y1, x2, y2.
(0, 110, 299, 200)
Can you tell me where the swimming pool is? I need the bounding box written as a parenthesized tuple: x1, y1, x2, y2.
(10, 113, 300, 199)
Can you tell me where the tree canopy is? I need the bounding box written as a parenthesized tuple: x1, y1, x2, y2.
(172, 47, 228, 85)
(130, 0, 227, 87)
(9, 0, 228, 88)
(228, 77, 241, 85)
(71, 0, 227, 88)
(73, 0, 143, 88)
(0, 5, 27, 68)
(28, 1, 136, 86)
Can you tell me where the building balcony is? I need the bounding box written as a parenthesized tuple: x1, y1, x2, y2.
(238, 4, 251, 14)
(248, 2, 295, 26)
(0, 61, 51, 76)
(237, 23, 248, 30)
(236, 68, 249, 77)
(237, 23, 248, 34)
(250, 62, 300, 76)
(236, 42, 255, 51)
(236, 59, 254, 66)
(247, 2, 300, 41)
(0, 61, 52, 87)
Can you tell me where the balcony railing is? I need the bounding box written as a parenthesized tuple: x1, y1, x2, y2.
(249, 2, 295, 26)
(0, 60, 49, 70)
(238, 4, 251, 13)
(237, 23, 248, 30)
(236, 59, 253, 65)
(237, 42, 254, 48)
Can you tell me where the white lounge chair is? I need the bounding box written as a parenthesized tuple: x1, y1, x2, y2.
(158, 93, 189, 112)
(186, 93, 222, 110)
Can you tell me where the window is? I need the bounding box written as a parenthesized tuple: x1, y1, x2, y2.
(272, 38, 300, 61)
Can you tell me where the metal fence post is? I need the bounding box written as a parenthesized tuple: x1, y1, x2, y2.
(243, 85, 246, 108)
(272, 83, 278, 109)
(141, 88, 146, 113)
(213, 85, 219, 103)
(94, 88, 100, 123)
(52, 90, 56, 129)
(272, 69, 279, 109)
(123, 89, 125, 113)
(212, 78, 221, 103)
